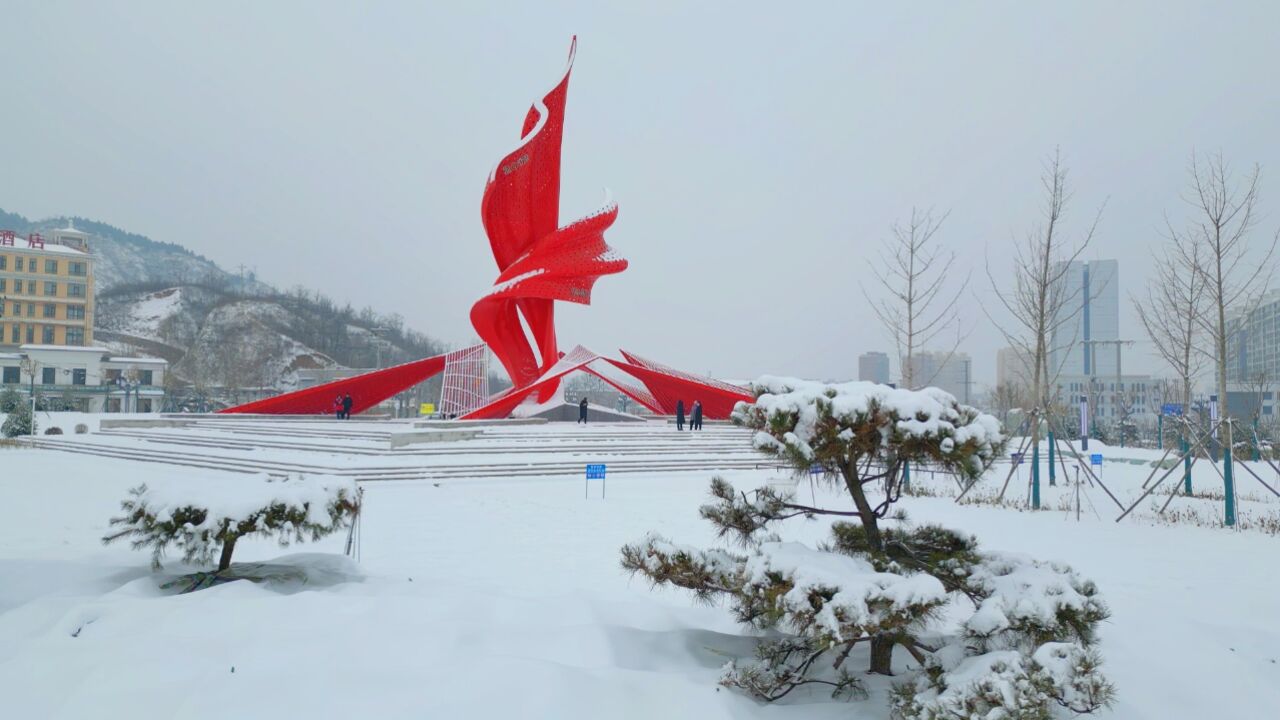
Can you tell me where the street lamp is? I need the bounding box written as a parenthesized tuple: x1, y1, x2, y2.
(116, 376, 141, 413)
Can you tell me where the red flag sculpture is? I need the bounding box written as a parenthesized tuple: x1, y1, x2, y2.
(224, 38, 751, 420)
(471, 36, 628, 401)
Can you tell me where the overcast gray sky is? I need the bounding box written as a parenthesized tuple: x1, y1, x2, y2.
(5, 1, 1279, 387)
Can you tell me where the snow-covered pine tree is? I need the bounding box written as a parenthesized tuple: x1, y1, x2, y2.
(2, 401, 34, 437)
(0, 386, 22, 413)
(621, 377, 1114, 717)
(103, 473, 360, 571)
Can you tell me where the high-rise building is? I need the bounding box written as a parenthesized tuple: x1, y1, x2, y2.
(858, 351, 890, 384)
(1223, 289, 1280, 419)
(0, 224, 95, 350)
(1049, 259, 1118, 379)
(996, 346, 1032, 390)
(904, 351, 972, 404)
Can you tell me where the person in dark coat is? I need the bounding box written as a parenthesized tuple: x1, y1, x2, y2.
(342, 393, 354, 419)
(692, 400, 703, 430)
(676, 399, 686, 431)
(578, 397, 589, 424)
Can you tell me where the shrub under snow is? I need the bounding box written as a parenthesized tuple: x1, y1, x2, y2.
(622, 378, 1114, 717)
(104, 473, 360, 571)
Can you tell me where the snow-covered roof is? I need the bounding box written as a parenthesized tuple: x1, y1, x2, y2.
(105, 357, 169, 365)
(0, 241, 89, 256)
(18, 344, 110, 353)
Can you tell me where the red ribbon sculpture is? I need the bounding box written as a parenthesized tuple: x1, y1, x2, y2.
(471, 37, 627, 401)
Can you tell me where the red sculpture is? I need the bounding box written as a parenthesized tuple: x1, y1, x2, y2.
(471, 37, 627, 401)
(460, 346, 751, 421)
(220, 354, 445, 416)
(223, 38, 752, 420)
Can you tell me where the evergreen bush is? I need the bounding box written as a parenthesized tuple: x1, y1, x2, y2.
(622, 378, 1114, 717)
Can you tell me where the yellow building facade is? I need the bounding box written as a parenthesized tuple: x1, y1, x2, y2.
(0, 225, 95, 349)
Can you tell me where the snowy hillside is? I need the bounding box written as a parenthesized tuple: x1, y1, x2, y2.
(95, 284, 449, 396)
(0, 208, 250, 293)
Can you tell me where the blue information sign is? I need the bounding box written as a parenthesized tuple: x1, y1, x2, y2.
(1090, 453, 1103, 466)
(809, 463, 824, 476)
(1161, 403, 1184, 416)
(585, 463, 607, 499)
(1010, 452, 1024, 465)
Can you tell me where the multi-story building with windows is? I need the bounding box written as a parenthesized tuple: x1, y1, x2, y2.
(0, 224, 95, 350)
(1049, 259, 1119, 378)
(0, 344, 167, 413)
(857, 351, 891, 385)
(1223, 289, 1280, 419)
(904, 350, 972, 404)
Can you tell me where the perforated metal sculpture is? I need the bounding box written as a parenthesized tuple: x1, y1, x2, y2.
(471, 37, 628, 402)
(223, 39, 751, 420)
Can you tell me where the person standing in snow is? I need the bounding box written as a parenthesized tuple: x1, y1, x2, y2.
(579, 397, 589, 424)
(676, 399, 686, 431)
(692, 400, 703, 430)
(342, 393, 354, 420)
(335, 395, 344, 420)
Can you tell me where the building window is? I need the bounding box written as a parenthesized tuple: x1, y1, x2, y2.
(104, 368, 121, 384)
(41, 326, 55, 344)
(139, 369, 154, 386)
(72, 368, 86, 385)
(67, 305, 85, 320)
(69, 261, 86, 277)
(2, 366, 18, 384)
(1265, 406, 1274, 416)
(43, 303, 56, 318)
(45, 259, 57, 273)
(27, 280, 36, 294)
(66, 328, 84, 346)
(68, 283, 85, 298)
(26, 303, 34, 317)
(9, 324, 18, 343)
(42, 367, 55, 385)
(0, 279, 5, 293)
(15, 257, 23, 271)
(0, 256, 6, 270)
(44, 281, 57, 296)
(25, 325, 34, 343)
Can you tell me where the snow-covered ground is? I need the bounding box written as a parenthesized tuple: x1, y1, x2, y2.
(0, 422, 1277, 718)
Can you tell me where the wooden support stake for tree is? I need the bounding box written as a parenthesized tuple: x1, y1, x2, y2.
(1117, 422, 1219, 522)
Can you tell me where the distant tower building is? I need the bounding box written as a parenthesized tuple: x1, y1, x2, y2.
(858, 351, 890, 384)
(996, 346, 1032, 391)
(1050, 259, 1119, 378)
(905, 351, 972, 404)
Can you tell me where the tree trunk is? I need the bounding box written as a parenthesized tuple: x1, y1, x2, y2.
(869, 635, 895, 675)
(841, 461, 883, 551)
(218, 536, 237, 571)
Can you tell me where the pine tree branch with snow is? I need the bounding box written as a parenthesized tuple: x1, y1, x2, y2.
(103, 474, 360, 571)
(623, 380, 1113, 716)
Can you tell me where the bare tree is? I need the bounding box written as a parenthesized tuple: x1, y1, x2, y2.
(1178, 151, 1277, 519)
(986, 149, 1104, 439)
(1134, 226, 1209, 451)
(865, 208, 968, 389)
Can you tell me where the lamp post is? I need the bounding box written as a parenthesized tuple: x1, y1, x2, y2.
(116, 376, 141, 413)
(19, 356, 38, 435)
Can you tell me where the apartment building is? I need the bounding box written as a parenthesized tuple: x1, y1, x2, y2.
(0, 224, 95, 349)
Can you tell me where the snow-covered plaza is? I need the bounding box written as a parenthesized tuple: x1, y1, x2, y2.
(1, 413, 1277, 719)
